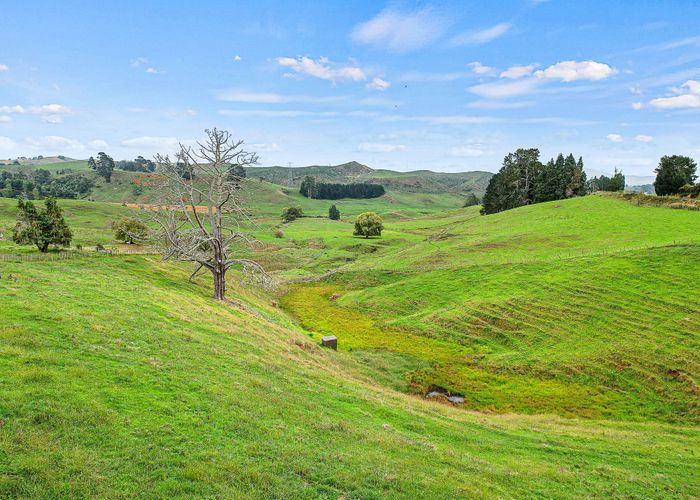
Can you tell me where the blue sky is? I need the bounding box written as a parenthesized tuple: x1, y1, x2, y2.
(1, 0, 700, 177)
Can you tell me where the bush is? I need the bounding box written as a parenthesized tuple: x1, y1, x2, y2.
(274, 229, 284, 238)
(353, 212, 383, 239)
(329, 204, 340, 220)
(112, 217, 148, 244)
(282, 206, 303, 222)
(462, 193, 480, 207)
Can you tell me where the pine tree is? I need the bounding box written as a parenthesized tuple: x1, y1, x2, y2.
(328, 204, 340, 220)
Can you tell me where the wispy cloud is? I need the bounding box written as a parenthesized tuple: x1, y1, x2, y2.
(606, 133, 623, 142)
(351, 7, 449, 52)
(468, 62, 494, 75)
(219, 109, 338, 118)
(449, 146, 485, 157)
(358, 143, 406, 152)
(469, 78, 541, 98)
(216, 90, 346, 103)
(450, 22, 511, 46)
(0, 105, 25, 113)
(500, 64, 537, 79)
(0, 64, 9, 71)
(0, 115, 11, 123)
(635, 135, 653, 142)
(276, 56, 366, 83)
(400, 71, 473, 82)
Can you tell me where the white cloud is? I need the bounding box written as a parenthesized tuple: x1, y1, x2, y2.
(449, 146, 484, 157)
(0, 105, 24, 113)
(367, 77, 390, 91)
(146, 67, 160, 74)
(468, 62, 493, 75)
(276, 56, 366, 83)
(184, 109, 197, 117)
(121, 136, 182, 149)
(216, 90, 346, 103)
(233, 55, 242, 61)
(26, 136, 85, 153)
(88, 139, 109, 149)
(358, 143, 406, 153)
(534, 60, 617, 82)
(450, 22, 511, 46)
(469, 78, 541, 98)
(0, 115, 11, 123)
(0, 136, 17, 151)
(500, 64, 537, 79)
(606, 133, 623, 143)
(629, 84, 642, 95)
(351, 7, 448, 52)
(648, 80, 700, 109)
(632, 102, 643, 110)
(635, 135, 653, 143)
(30, 104, 73, 115)
(0, 64, 8, 71)
(249, 143, 280, 152)
(131, 57, 148, 68)
(649, 94, 700, 109)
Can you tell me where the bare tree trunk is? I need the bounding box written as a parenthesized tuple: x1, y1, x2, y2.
(213, 266, 226, 300)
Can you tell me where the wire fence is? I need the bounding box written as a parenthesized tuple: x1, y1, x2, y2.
(0, 247, 160, 262)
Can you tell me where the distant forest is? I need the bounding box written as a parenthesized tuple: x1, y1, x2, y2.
(299, 176, 385, 200)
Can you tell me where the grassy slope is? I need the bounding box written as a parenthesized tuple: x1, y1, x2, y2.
(1, 257, 698, 497)
(276, 196, 700, 423)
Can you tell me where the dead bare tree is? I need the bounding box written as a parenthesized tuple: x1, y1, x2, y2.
(150, 128, 271, 300)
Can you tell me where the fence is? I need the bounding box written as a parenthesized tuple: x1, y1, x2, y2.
(0, 247, 159, 262)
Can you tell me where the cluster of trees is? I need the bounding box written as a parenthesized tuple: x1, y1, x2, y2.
(654, 155, 697, 196)
(481, 149, 587, 215)
(587, 169, 625, 192)
(462, 193, 480, 207)
(1, 169, 93, 199)
(116, 156, 156, 173)
(13, 198, 72, 252)
(88, 152, 115, 182)
(281, 206, 303, 222)
(300, 176, 385, 200)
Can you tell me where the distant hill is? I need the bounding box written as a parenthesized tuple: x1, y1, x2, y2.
(0, 156, 77, 166)
(246, 161, 493, 196)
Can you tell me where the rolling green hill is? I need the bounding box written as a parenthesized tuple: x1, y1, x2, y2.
(246, 161, 493, 196)
(0, 190, 698, 496)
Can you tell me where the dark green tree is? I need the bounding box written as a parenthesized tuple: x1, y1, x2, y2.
(13, 197, 72, 252)
(329, 204, 340, 220)
(654, 155, 697, 196)
(87, 156, 97, 170)
(96, 152, 115, 183)
(281, 206, 303, 222)
(481, 148, 542, 215)
(353, 212, 383, 238)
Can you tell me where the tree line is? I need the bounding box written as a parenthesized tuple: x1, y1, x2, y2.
(299, 176, 385, 200)
(481, 149, 588, 215)
(1, 169, 93, 199)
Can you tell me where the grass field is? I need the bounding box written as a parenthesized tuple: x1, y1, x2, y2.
(0, 189, 698, 497)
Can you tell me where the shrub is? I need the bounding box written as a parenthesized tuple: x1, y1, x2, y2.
(282, 206, 303, 222)
(112, 217, 148, 244)
(274, 229, 284, 238)
(353, 212, 383, 239)
(329, 204, 340, 220)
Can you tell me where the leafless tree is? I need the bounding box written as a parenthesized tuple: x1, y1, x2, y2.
(150, 128, 271, 300)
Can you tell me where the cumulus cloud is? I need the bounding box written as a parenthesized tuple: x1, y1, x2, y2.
(500, 64, 537, 79)
(449, 146, 484, 157)
(468, 62, 493, 75)
(367, 77, 391, 91)
(145, 67, 160, 74)
(606, 133, 623, 143)
(0, 105, 25, 113)
(0, 64, 8, 71)
(632, 102, 643, 110)
(450, 23, 511, 46)
(351, 7, 448, 52)
(88, 139, 109, 149)
(233, 55, 242, 61)
(26, 136, 85, 153)
(469, 78, 541, 98)
(648, 80, 700, 109)
(30, 104, 73, 115)
(534, 60, 617, 81)
(276, 56, 366, 83)
(635, 135, 653, 143)
(358, 143, 406, 153)
(0, 115, 11, 123)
